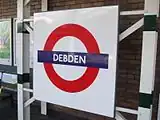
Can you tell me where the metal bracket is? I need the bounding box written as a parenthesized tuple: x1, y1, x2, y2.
(17, 22, 30, 34)
(24, 97, 35, 107)
(24, 23, 33, 33)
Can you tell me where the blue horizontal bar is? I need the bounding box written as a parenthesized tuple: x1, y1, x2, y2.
(38, 51, 108, 69)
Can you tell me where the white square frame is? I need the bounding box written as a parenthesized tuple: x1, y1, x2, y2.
(0, 19, 13, 66)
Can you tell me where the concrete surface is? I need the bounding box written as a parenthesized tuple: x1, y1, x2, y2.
(0, 99, 87, 120)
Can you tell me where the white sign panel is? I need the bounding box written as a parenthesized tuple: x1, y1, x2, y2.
(34, 6, 119, 118)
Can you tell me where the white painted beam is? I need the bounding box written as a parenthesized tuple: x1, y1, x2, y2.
(23, 88, 33, 93)
(120, 10, 144, 16)
(40, 0, 48, 115)
(119, 18, 144, 41)
(144, 0, 159, 16)
(138, 107, 152, 120)
(41, 0, 48, 11)
(116, 107, 138, 115)
(24, 97, 36, 107)
(115, 112, 127, 120)
(17, 0, 31, 120)
(23, 83, 31, 120)
(24, 23, 33, 33)
(138, 1, 159, 120)
(18, 84, 24, 120)
(24, 0, 31, 6)
(23, 19, 33, 22)
(41, 102, 47, 115)
(139, 32, 158, 94)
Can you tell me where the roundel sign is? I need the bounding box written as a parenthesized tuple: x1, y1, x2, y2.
(39, 24, 107, 93)
(34, 6, 119, 118)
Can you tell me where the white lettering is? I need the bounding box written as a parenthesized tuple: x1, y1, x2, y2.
(68, 55, 74, 63)
(59, 54, 63, 62)
(79, 56, 86, 64)
(52, 53, 86, 64)
(53, 54, 58, 61)
(63, 54, 68, 62)
(74, 55, 79, 63)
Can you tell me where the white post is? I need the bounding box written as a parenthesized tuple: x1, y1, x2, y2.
(41, 102, 47, 115)
(17, 0, 31, 120)
(40, 0, 48, 115)
(138, 0, 159, 120)
(41, 0, 48, 12)
(17, 84, 24, 120)
(24, 83, 30, 120)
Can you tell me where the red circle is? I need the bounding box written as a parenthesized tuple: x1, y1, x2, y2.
(43, 24, 100, 93)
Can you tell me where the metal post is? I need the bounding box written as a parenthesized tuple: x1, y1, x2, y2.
(40, 0, 48, 115)
(138, 0, 159, 120)
(17, 84, 24, 120)
(17, 0, 31, 120)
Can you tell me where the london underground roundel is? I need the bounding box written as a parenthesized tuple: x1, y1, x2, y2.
(34, 6, 119, 118)
(38, 24, 109, 93)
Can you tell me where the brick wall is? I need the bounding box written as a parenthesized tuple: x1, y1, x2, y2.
(0, 0, 17, 19)
(0, 0, 159, 120)
(30, 0, 41, 15)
